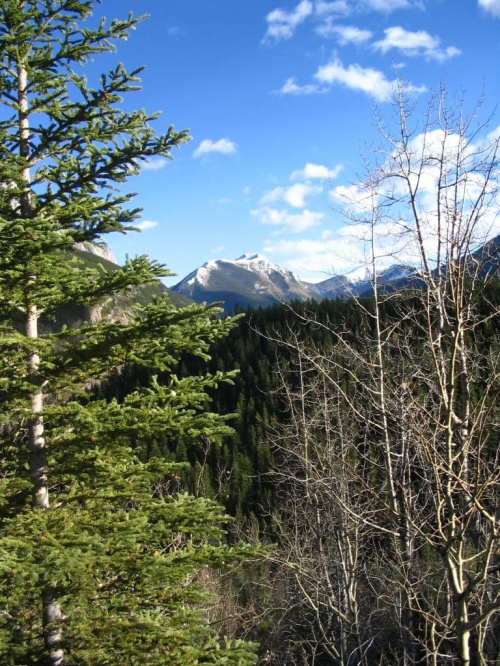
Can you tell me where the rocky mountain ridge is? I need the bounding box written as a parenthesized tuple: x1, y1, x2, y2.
(171, 253, 420, 313)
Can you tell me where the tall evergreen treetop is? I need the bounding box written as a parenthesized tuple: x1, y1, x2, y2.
(0, 2, 258, 664)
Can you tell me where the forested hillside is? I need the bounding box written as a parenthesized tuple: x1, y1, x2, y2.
(100, 276, 500, 664)
(104, 281, 500, 519)
(98, 79, 500, 662)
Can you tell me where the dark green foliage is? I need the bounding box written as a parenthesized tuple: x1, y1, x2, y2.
(0, 2, 258, 663)
(103, 281, 500, 532)
(116, 285, 500, 662)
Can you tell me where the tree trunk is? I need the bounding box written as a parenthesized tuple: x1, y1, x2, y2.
(19, 60, 65, 666)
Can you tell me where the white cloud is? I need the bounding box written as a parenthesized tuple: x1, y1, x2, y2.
(329, 126, 500, 267)
(330, 183, 380, 212)
(314, 58, 395, 100)
(141, 157, 170, 171)
(478, 0, 500, 17)
(264, 0, 425, 46)
(314, 0, 420, 15)
(360, 0, 417, 11)
(193, 138, 237, 159)
(257, 119, 500, 283)
(485, 125, 500, 144)
(263, 237, 369, 277)
(167, 26, 184, 36)
(317, 22, 373, 43)
(262, 217, 425, 279)
(260, 182, 323, 208)
(314, 0, 351, 16)
(374, 26, 461, 61)
(275, 76, 324, 95)
(278, 58, 425, 100)
(264, 0, 313, 42)
(291, 162, 344, 180)
(135, 220, 159, 231)
(252, 206, 324, 233)
(264, 238, 330, 255)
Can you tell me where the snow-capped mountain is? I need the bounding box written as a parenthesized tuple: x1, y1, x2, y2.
(172, 253, 320, 313)
(313, 264, 420, 300)
(171, 253, 422, 313)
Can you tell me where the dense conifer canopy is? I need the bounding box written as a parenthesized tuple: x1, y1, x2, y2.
(0, 2, 258, 664)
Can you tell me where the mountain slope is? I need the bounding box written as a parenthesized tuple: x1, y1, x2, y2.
(172, 254, 320, 313)
(40, 247, 192, 332)
(172, 235, 500, 315)
(172, 253, 422, 313)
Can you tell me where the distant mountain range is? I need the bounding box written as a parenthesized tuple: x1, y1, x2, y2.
(79, 235, 500, 317)
(171, 253, 420, 314)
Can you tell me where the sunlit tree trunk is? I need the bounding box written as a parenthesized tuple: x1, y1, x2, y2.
(18, 59, 65, 666)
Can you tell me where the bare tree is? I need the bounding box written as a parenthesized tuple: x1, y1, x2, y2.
(264, 83, 500, 665)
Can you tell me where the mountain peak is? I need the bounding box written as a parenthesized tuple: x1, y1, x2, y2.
(172, 252, 316, 313)
(171, 252, 422, 314)
(235, 252, 267, 262)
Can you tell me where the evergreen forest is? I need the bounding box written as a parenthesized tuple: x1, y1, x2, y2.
(104, 284, 500, 665)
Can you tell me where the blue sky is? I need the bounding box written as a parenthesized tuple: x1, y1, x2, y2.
(91, 0, 500, 285)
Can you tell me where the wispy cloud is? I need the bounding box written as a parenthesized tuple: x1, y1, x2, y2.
(264, 0, 313, 42)
(252, 206, 324, 233)
(360, 0, 420, 11)
(167, 26, 184, 36)
(260, 183, 323, 208)
(314, 1, 351, 17)
(263, 237, 365, 277)
(252, 164, 331, 235)
(315, 0, 420, 16)
(193, 138, 237, 159)
(278, 58, 425, 101)
(330, 183, 379, 212)
(291, 162, 344, 180)
(374, 26, 461, 61)
(263, 238, 331, 255)
(141, 157, 170, 171)
(250, 161, 349, 243)
(478, 0, 500, 17)
(327, 126, 500, 267)
(135, 220, 159, 231)
(265, 0, 425, 45)
(317, 23, 373, 43)
(314, 58, 399, 100)
(274, 77, 324, 95)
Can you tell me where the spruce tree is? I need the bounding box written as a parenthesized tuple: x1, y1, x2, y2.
(0, 2, 257, 664)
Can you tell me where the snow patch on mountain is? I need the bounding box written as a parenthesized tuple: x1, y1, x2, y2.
(234, 253, 315, 291)
(379, 264, 418, 282)
(186, 260, 218, 287)
(234, 253, 290, 278)
(344, 265, 372, 283)
(340, 263, 418, 286)
(182, 253, 300, 289)
(172, 251, 421, 314)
